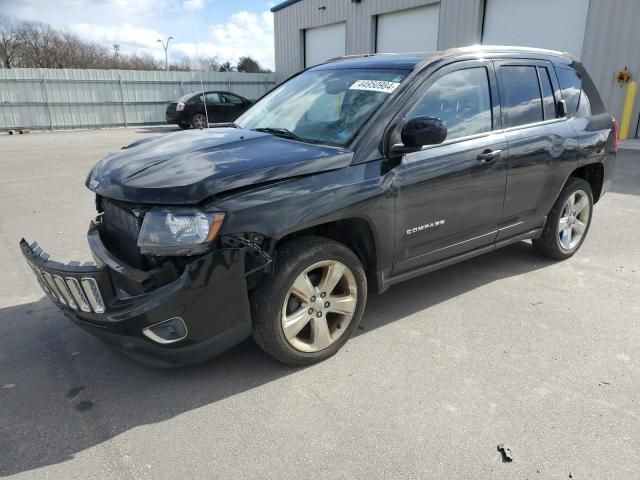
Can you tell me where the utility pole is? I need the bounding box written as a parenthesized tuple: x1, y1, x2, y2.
(157, 36, 173, 71)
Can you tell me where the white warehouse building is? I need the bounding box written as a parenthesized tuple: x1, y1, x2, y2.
(271, 0, 640, 137)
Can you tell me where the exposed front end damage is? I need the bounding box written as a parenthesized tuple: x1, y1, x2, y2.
(20, 222, 260, 367)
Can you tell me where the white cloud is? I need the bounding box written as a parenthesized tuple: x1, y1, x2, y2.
(71, 24, 164, 51)
(173, 11, 274, 70)
(3, 0, 275, 71)
(2, 0, 180, 24)
(183, 0, 204, 11)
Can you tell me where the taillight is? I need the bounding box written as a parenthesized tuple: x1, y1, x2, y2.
(613, 118, 619, 152)
(176, 102, 185, 112)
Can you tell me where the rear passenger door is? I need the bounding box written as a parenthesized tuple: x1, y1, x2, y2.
(221, 93, 249, 120)
(494, 60, 579, 241)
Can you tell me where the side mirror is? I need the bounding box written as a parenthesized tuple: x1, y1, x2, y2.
(557, 99, 567, 118)
(391, 116, 447, 155)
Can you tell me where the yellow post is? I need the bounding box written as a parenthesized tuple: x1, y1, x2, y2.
(619, 80, 637, 140)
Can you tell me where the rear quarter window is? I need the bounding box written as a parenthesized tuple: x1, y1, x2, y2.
(556, 67, 590, 117)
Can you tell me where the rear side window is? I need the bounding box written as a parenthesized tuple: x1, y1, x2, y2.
(407, 67, 492, 140)
(499, 66, 543, 128)
(204, 92, 221, 104)
(556, 68, 590, 117)
(537, 67, 556, 120)
(222, 93, 244, 104)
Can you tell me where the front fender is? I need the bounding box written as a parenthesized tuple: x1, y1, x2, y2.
(214, 160, 395, 277)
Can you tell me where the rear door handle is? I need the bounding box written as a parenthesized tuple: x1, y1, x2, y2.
(476, 149, 502, 164)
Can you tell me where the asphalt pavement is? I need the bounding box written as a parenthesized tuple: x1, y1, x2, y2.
(1, 127, 639, 479)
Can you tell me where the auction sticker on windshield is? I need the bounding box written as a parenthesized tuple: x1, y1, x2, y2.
(349, 80, 400, 94)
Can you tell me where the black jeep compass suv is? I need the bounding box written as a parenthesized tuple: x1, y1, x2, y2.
(21, 46, 617, 366)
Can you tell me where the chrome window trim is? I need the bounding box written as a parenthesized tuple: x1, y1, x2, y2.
(413, 117, 568, 153)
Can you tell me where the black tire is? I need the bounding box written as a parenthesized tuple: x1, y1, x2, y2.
(532, 177, 593, 259)
(191, 113, 207, 129)
(251, 236, 367, 366)
(178, 123, 190, 130)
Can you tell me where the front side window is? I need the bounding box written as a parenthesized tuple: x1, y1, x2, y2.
(406, 67, 492, 141)
(500, 66, 543, 128)
(236, 68, 409, 146)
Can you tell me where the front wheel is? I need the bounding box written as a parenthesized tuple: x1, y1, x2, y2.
(251, 236, 367, 366)
(191, 113, 208, 129)
(533, 177, 593, 259)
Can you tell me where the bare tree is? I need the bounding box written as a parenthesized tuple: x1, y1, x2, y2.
(218, 60, 235, 72)
(0, 15, 266, 72)
(0, 15, 20, 68)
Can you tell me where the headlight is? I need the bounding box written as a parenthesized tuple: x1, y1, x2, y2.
(138, 209, 225, 256)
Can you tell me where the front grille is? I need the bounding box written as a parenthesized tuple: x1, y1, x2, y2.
(100, 197, 146, 268)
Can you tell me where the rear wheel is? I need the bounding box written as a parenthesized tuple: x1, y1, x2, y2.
(533, 177, 593, 259)
(191, 113, 207, 129)
(251, 236, 367, 366)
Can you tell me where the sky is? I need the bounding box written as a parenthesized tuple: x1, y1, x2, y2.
(0, 0, 277, 70)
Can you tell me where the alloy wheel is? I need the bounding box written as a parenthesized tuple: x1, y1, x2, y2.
(281, 260, 358, 353)
(558, 189, 590, 251)
(192, 114, 207, 129)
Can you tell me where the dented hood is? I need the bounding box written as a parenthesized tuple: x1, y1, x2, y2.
(87, 128, 352, 205)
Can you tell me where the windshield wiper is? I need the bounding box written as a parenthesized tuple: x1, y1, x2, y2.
(251, 127, 302, 141)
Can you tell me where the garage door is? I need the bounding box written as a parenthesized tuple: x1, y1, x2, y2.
(376, 4, 440, 53)
(482, 0, 590, 59)
(305, 23, 346, 68)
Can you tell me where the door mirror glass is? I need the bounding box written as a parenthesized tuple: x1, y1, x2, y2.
(401, 116, 447, 147)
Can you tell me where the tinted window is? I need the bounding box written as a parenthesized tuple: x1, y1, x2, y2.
(537, 67, 556, 120)
(222, 93, 244, 104)
(407, 67, 492, 140)
(556, 68, 582, 117)
(500, 66, 543, 128)
(576, 91, 591, 117)
(204, 92, 221, 104)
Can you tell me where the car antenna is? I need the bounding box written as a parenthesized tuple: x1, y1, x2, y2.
(193, 25, 209, 128)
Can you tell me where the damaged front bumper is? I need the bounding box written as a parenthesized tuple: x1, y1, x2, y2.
(20, 223, 253, 367)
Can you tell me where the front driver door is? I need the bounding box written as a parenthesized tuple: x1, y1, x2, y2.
(392, 60, 508, 275)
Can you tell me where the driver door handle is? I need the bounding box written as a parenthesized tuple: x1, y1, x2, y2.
(476, 149, 502, 164)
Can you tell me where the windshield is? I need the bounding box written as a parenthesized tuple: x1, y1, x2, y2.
(236, 68, 409, 146)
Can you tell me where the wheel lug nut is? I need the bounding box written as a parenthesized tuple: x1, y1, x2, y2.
(310, 296, 316, 302)
(308, 308, 314, 314)
(316, 312, 322, 318)
(324, 302, 330, 308)
(320, 292, 326, 298)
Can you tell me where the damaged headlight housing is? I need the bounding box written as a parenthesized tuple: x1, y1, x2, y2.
(138, 209, 225, 256)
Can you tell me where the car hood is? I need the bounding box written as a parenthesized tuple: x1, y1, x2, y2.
(87, 128, 352, 205)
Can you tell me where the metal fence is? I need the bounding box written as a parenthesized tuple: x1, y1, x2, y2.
(0, 68, 277, 131)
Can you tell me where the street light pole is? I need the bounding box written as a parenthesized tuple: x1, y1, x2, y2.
(157, 36, 174, 71)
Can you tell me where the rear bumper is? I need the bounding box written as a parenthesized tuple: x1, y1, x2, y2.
(21, 224, 253, 367)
